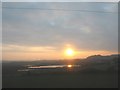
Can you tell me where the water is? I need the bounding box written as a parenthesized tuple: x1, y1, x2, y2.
(18, 64, 80, 72)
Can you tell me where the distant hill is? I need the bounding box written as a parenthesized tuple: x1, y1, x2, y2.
(2, 54, 119, 73)
(86, 54, 119, 60)
(77, 54, 119, 72)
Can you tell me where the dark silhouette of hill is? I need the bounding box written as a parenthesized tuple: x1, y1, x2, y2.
(86, 54, 119, 61)
(74, 54, 119, 72)
(2, 54, 119, 73)
(2, 54, 118, 88)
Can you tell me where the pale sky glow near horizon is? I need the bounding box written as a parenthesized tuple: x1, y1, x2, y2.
(2, 2, 118, 61)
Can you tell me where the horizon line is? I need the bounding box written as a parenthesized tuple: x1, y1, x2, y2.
(2, 53, 119, 62)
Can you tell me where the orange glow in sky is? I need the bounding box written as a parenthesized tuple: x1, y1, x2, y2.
(65, 48, 74, 56)
(2, 44, 118, 61)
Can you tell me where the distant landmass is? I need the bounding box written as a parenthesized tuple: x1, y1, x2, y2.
(86, 54, 119, 60)
(2, 54, 119, 88)
(3, 54, 119, 72)
(74, 54, 119, 72)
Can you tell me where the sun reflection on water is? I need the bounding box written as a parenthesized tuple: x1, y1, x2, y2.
(67, 65, 72, 68)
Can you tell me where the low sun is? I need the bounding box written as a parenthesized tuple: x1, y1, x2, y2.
(65, 48, 74, 56)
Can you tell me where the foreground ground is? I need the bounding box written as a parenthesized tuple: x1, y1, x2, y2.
(3, 72, 118, 88)
(2, 62, 118, 88)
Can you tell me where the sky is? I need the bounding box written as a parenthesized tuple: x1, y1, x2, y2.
(1, 0, 119, 2)
(2, 2, 118, 61)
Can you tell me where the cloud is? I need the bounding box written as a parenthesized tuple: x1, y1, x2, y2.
(2, 2, 118, 52)
(3, 44, 57, 53)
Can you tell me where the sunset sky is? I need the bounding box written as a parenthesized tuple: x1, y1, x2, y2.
(2, 2, 118, 61)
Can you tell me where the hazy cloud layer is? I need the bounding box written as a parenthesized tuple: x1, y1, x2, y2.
(3, 2, 118, 53)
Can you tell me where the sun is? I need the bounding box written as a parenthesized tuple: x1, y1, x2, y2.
(65, 48, 74, 56)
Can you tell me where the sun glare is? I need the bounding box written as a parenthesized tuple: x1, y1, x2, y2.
(65, 48, 74, 56)
(67, 65, 72, 68)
